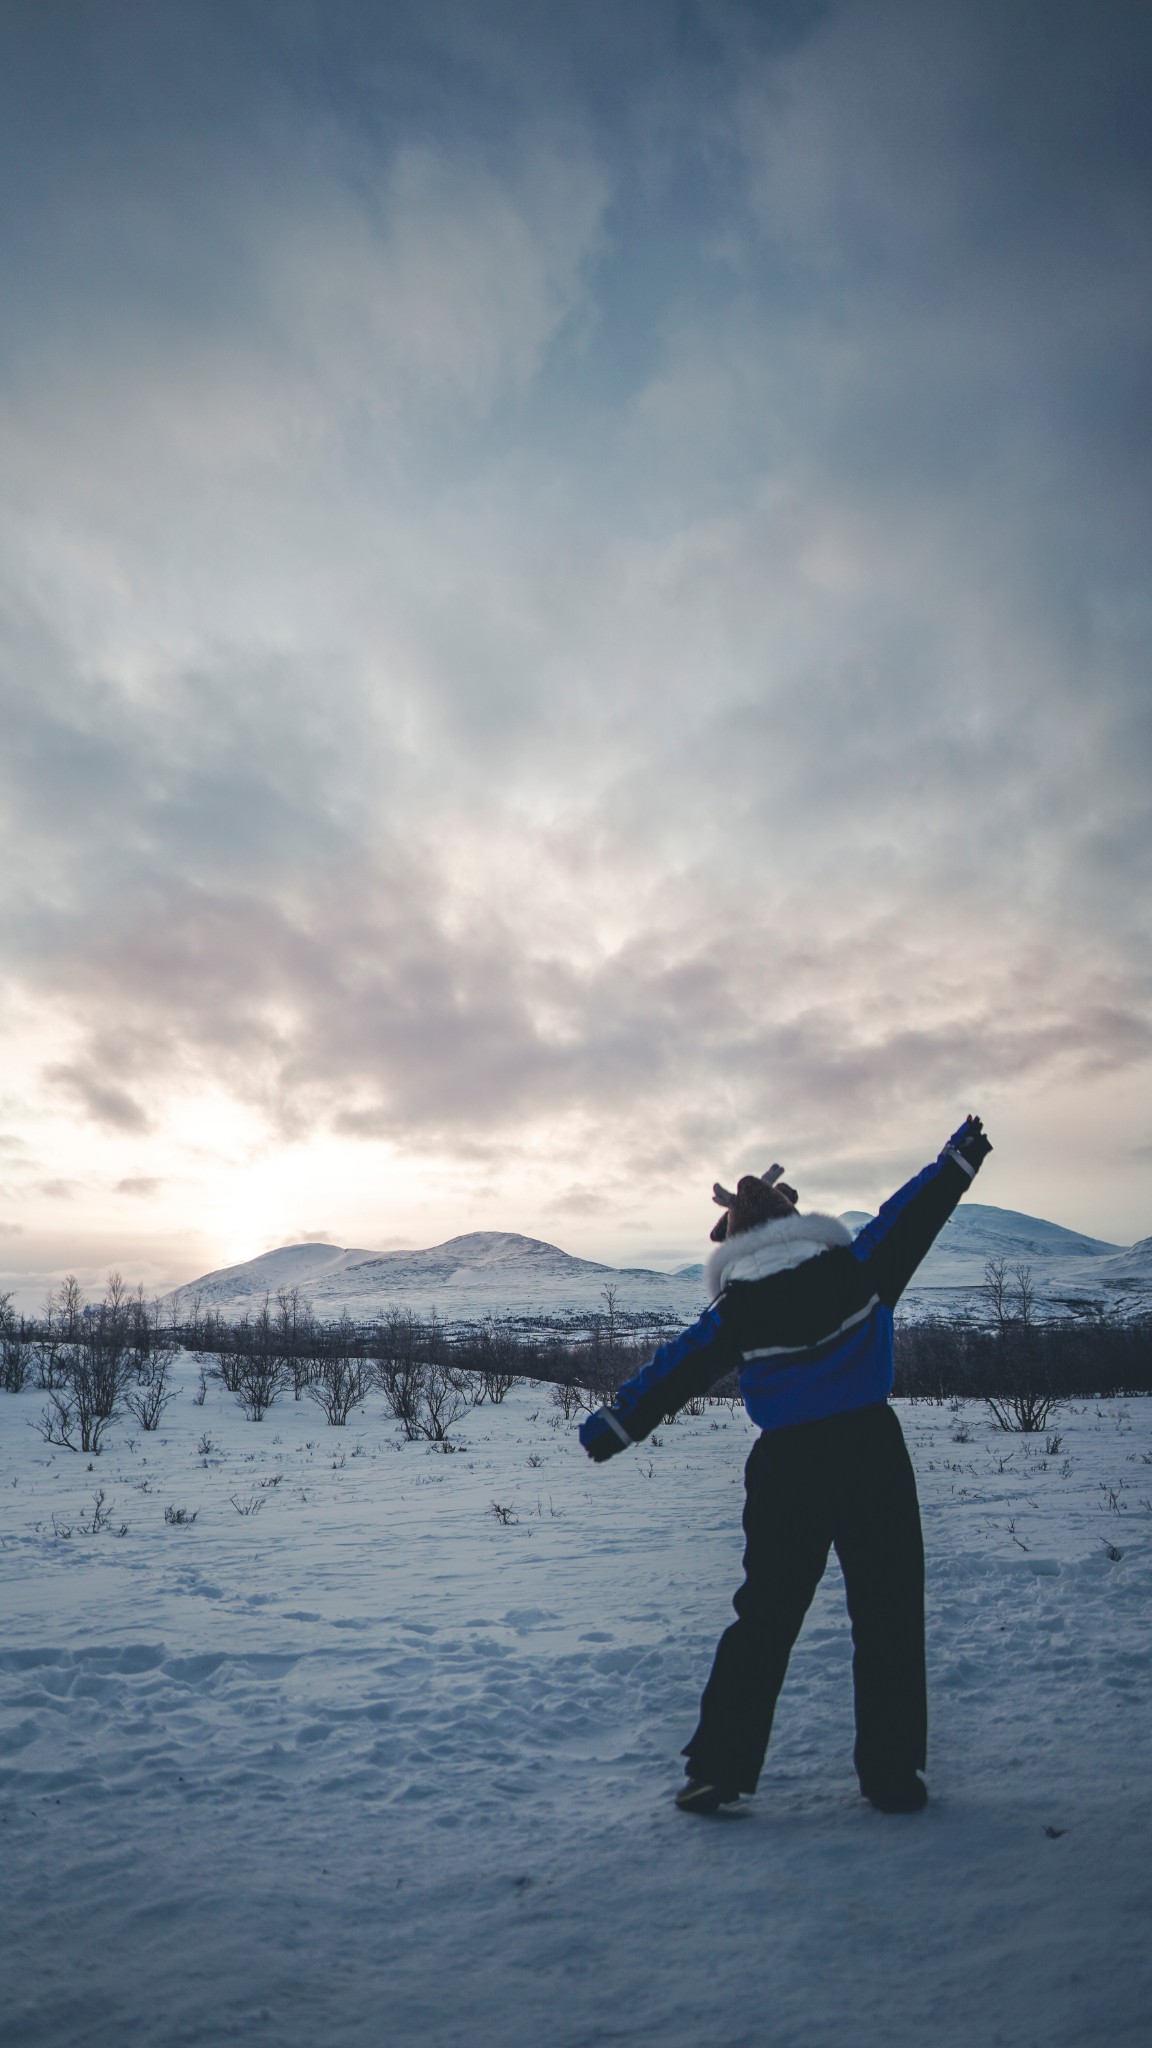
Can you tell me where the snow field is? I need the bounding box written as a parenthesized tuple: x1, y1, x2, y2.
(2, 1365, 1150, 2047)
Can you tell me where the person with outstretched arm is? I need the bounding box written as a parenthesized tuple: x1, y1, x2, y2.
(578, 1115, 993, 1816)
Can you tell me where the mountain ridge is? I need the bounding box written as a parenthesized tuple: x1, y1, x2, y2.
(170, 1204, 1150, 1324)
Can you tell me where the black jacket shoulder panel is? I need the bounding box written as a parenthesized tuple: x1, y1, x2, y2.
(720, 1245, 873, 1355)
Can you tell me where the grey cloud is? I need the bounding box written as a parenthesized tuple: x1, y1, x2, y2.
(114, 1177, 164, 1196)
(0, 2, 1148, 1224)
(545, 1187, 616, 1218)
(45, 1064, 151, 1135)
(22, 812, 1150, 1171)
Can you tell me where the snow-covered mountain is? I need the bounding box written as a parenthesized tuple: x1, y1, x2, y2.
(900, 1204, 1126, 1288)
(848, 1202, 1150, 1313)
(170, 1204, 1150, 1326)
(1094, 1233, 1152, 1282)
(170, 1231, 704, 1324)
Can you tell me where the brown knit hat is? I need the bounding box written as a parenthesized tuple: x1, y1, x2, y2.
(709, 1164, 798, 1242)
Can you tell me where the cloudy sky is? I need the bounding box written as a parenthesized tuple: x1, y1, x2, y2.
(1, 0, 1149, 1303)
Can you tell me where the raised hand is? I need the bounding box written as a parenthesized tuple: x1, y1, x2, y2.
(941, 1114, 992, 1176)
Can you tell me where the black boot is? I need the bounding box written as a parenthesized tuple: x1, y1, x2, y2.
(675, 1779, 742, 1815)
(861, 1773, 928, 1814)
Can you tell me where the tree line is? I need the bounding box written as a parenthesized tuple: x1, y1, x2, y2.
(0, 1275, 675, 1447)
(1, 1259, 1148, 1446)
(893, 1257, 1151, 1426)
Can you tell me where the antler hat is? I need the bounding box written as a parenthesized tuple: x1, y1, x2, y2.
(710, 1164, 798, 1242)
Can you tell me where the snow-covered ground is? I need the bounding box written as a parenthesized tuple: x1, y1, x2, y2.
(2, 1362, 1150, 2048)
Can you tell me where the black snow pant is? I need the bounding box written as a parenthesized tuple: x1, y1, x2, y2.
(683, 1401, 926, 1796)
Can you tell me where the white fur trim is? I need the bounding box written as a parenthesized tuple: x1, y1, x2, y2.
(705, 1210, 854, 1297)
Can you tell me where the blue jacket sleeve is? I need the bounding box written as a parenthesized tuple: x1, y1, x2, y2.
(607, 1305, 738, 1442)
(850, 1153, 974, 1308)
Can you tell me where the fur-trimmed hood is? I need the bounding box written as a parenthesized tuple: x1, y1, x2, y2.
(705, 1209, 854, 1298)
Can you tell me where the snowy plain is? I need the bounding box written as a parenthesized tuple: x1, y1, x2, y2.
(2, 1361, 1150, 2048)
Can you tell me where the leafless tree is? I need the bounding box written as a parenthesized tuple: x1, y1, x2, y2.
(467, 1320, 519, 1404)
(985, 1385, 1060, 1434)
(38, 1287, 137, 1454)
(374, 1310, 427, 1438)
(209, 1298, 290, 1420)
(36, 1287, 64, 1388)
(372, 1310, 469, 1443)
(308, 1352, 373, 1425)
(59, 1273, 85, 1340)
(982, 1257, 1037, 1331)
(982, 1256, 1011, 1331)
(126, 1348, 178, 1430)
(277, 1286, 316, 1397)
(1011, 1262, 1037, 1328)
(980, 1258, 1057, 1430)
(419, 1359, 470, 1443)
(0, 1291, 33, 1392)
(307, 1315, 372, 1425)
(550, 1378, 588, 1421)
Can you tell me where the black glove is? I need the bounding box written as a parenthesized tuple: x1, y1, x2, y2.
(941, 1114, 992, 1177)
(579, 1406, 631, 1461)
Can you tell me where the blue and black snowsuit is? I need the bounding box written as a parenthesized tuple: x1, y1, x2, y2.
(579, 1128, 987, 1798)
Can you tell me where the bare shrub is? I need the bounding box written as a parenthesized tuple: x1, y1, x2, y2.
(306, 1326, 373, 1427)
(276, 1286, 316, 1398)
(986, 1381, 1061, 1435)
(463, 1321, 520, 1404)
(84, 1489, 111, 1533)
(0, 1292, 34, 1392)
(584, 1285, 626, 1407)
(37, 1279, 139, 1453)
(222, 1302, 289, 1421)
(38, 1389, 83, 1451)
(1, 1333, 32, 1392)
(371, 1311, 469, 1443)
(419, 1359, 469, 1443)
(76, 1489, 127, 1536)
(126, 1348, 177, 1430)
(31, 1277, 80, 1391)
(57, 1274, 86, 1338)
(34, 1340, 69, 1392)
(234, 1352, 288, 1422)
(896, 1310, 1150, 1407)
(977, 1264, 1060, 1432)
(479, 1366, 517, 1404)
(550, 1379, 588, 1421)
(210, 1329, 246, 1396)
(374, 1310, 428, 1438)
